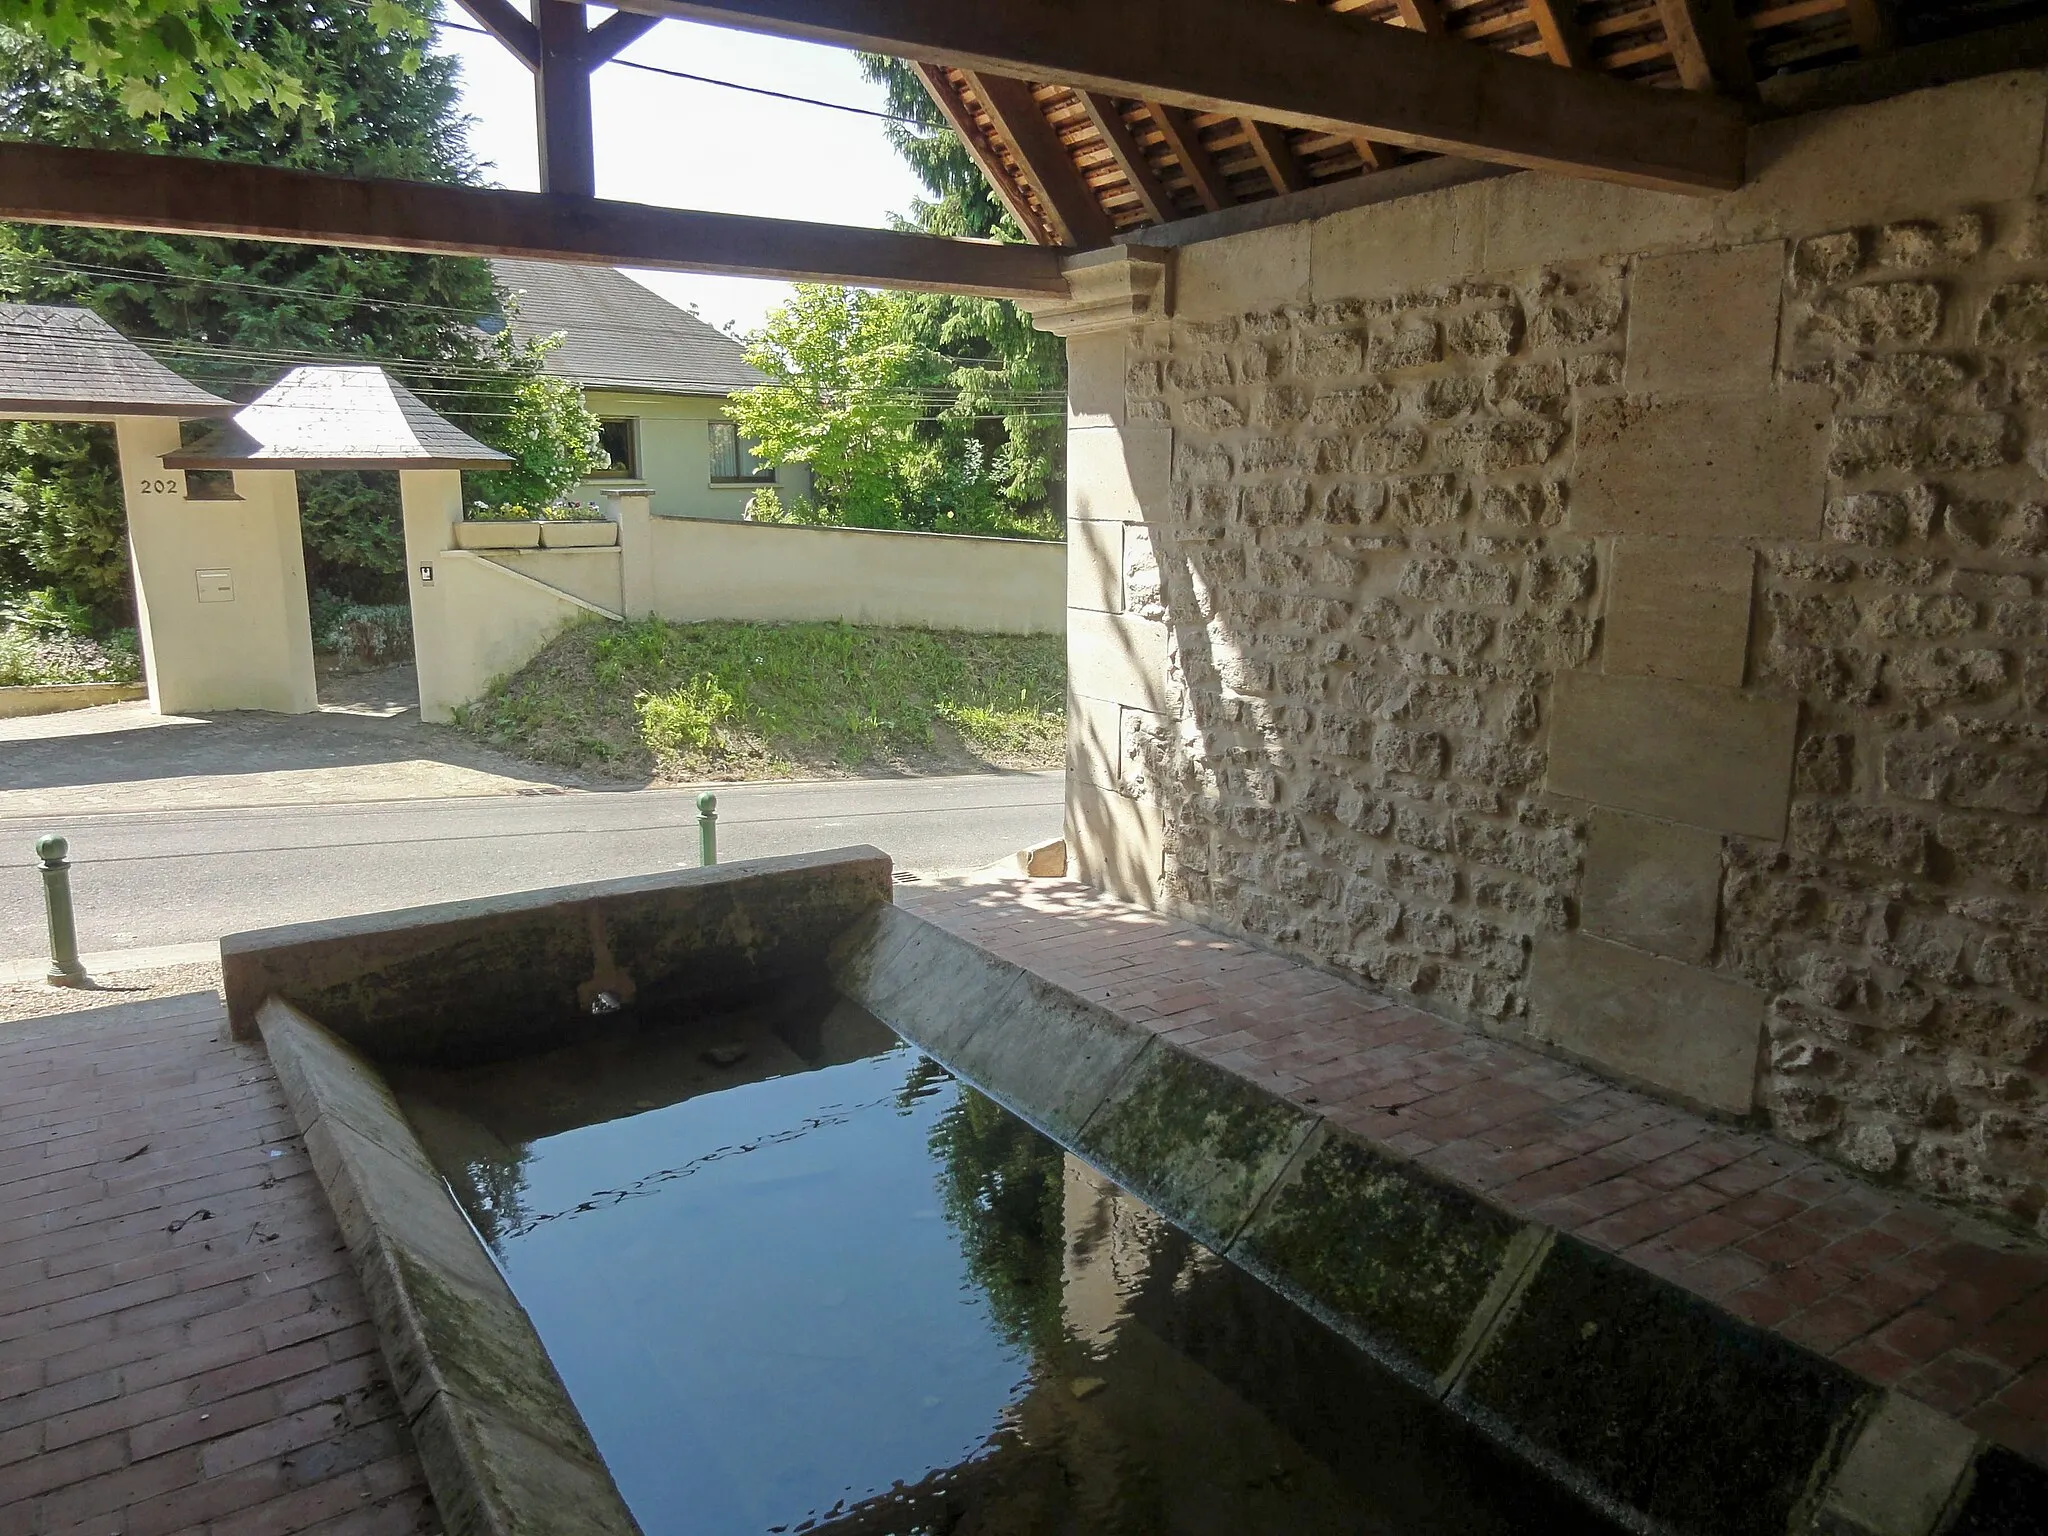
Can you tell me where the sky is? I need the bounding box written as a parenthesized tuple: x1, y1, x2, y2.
(433, 4, 930, 337)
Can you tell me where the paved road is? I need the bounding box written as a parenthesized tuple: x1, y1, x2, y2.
(0, 773, 1064, 960)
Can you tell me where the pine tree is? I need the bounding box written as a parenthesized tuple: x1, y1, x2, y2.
(0, 0, 527, 614)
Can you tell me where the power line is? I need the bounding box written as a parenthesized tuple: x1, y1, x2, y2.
(427, 11, 925, 127)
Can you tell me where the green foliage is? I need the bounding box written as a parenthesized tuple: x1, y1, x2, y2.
(0, 2, 561, 615)
(464, 346, 608, 515)
(635, 675, 737, 756)
(0, 0, 423, 121)
(723, 55, 1065, 541)
(457, 617, 1065, 779)
(313, 599, 411, 666)
(0, 421, 126, 619)
(0, 587, 138, 683)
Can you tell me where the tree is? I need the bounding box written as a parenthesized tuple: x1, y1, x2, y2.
(0, 0, 420, 120)
(726, 57, 1066, 540)
(465, 340, 608, 515)
(0, 1, 546, 614)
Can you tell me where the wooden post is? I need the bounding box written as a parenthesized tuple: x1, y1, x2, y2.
(535, 0, 598, 198)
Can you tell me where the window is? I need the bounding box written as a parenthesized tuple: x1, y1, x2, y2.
(708, 420, 774, 483)
(593, 418, 639, 479)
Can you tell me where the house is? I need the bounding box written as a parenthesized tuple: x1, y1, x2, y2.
(489, 257, 805, 519)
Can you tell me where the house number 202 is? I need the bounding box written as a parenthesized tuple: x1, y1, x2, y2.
(137, 477, 182, 495)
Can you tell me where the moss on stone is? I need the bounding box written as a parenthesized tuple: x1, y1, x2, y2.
(1078, 1047, 1318, 1250)
(1234, 1129, 1522, 1380)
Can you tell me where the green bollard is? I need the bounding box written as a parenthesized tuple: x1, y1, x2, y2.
(697, 792, 718, 867)
(36, 834, 87, 988)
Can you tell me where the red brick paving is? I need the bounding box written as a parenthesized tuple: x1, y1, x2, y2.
(0, 990, 438, 1536)
(905, 877, 2048, 1471)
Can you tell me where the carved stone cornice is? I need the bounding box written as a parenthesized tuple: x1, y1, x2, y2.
(1017, 246, 1174, 337)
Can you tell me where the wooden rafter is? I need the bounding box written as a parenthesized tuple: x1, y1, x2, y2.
(1523, 0, 1593, 67)
(1655, 0, 1755, 90)
(1839, 0, 1895, 53)
(911, 63, 1053, 242)
(1245, 120, 1310, 195)
(1145, 101, 1234, 212)
(962, 72, 1117, 247)
(451, 0, 539, 69)
(1078, 94, 1174, 225)
(612, 0, 1749, 193)
(585, 9, 661, 62)
(0, 142, 1071, 297)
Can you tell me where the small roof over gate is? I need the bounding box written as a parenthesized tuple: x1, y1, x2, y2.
(164, 365, 513, 471)
(0, 304, 234, 420)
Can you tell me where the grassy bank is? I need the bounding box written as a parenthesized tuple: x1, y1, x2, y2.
(456, 617, 1066, 780)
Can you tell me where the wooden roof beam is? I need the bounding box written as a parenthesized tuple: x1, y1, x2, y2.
(1079, 93, 1175, 225)
(1145, 101, 1234, 212)
(912, 63, 1054, 242)
(1524, 0, 1593, 67)
(606, 0, 1749, 192)
(0, 142, 1071, 298)
(585, 9, 661, 62)
(963, 72, 1116, 247)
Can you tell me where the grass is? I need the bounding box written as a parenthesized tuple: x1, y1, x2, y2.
(455, 617, 1066, 780)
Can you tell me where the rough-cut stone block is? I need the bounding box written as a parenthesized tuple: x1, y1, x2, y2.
(1527, 932, 1765, 1113)
(1454, 1236, 1872, 1536)
(1603, 538, 1756, 688)
(1066, 330, 1127, 428)
(1178, 222, 1309, 319)
(1579, 809, 1723, 964)
(1818, 1392, 1977, 1536)
(1729, 70, 2048, 237)
(1068, 423, 1169, 523)
(1547, 671, 1798, 839)
(1077, 1043, 1319, 1252)
(1572, 390, 1831, 542)
(1068, 609, 1174, 716)
(1067, 777, 1164, 907)
(1625, 242, 1785, 398)
(1232, 1122, 1527, 1387)
(1068, 520, 1125, 615)
(1310, 178, 1488, 301)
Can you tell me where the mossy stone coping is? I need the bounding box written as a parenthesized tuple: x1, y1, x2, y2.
(832, 904, 2048, 1536)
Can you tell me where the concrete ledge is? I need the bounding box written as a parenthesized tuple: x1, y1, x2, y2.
(258, 997, 640, 1536)
(0, 681, 146, 717)
(221, 846, 893, 1058)
(835, 907, 2037, 1536)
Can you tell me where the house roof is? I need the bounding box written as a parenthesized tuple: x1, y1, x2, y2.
(490, 258, 763, 397)
(163, 365, 512, 471)
(0, 304, 234, 419)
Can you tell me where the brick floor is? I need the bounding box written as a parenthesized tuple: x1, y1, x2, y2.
(0, 990, 438, 1536)
(904, 877, 2048, 1471)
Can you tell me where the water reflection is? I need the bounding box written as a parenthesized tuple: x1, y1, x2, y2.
(394, 999, 1614, 1536)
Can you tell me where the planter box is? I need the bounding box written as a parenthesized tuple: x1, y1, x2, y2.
(539, 521, 619, 549)
(453, 521, 542, 550)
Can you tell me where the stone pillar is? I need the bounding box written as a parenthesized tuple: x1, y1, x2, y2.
(115, 418, 317, 715)
(400, 468, 464, 724)
(1019, 248, 1177, 906)
(604, 486, 657, 619)
(1525, 241, 1820, 1115)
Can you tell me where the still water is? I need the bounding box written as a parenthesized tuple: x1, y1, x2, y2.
(393, 995, 1615, 1536)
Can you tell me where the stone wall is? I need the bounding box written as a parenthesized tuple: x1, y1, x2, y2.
(1040, 69, 2048, 1234)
